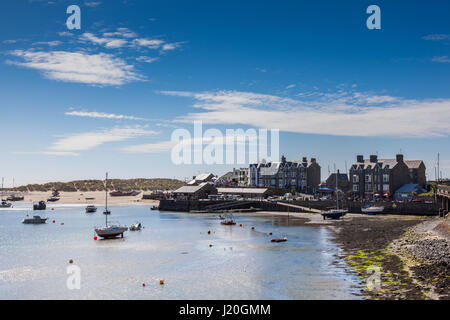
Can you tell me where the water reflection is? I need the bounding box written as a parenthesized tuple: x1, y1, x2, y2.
(0, 205, 363, 299)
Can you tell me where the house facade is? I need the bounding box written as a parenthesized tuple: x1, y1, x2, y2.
(249, 156, 321, 193)
(349, 154, 426, 198)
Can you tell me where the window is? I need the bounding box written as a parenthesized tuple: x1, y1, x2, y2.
(365, 175, 372, 183)
(383, 174, 389, 183)
(383, 184, 389, 191)
(353, 175, 359, 183)
(353, 185, 359, 192)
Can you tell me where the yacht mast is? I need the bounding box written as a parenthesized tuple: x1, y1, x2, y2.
(105, 172, 108, 226)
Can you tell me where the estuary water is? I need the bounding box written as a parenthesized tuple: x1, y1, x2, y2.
(0, 203, 363, 299)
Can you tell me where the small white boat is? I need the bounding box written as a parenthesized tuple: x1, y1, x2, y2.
(130, 222, 142, 231)
(361, 205, 384, 214)
(22, 215, 48, 224)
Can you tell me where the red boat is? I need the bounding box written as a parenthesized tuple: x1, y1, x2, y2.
(271, 237, 288, 243)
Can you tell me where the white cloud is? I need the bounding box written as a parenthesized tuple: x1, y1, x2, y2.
(159, 90, 450, 138)
(33, 41, 62, 47)
(161, 42, 184, 52)
(103, 28, 137, 39)
(7, 50, 143, 86)
(136, 56, 159, 63)
(133, 38, 164, 49)
(432, 56, 450, 64)
(65, 111, 146, 121)
(80, 33, 128, 48)
(285, 84, 296, 89)
(49, 127, 158, 152)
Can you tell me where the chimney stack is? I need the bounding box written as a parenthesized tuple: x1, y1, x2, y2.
(396, 154, 404, 162)
(357, 155, 364, 163)
(311, 158, 316, 163)
(302, 157, 307, 163)
(370, 155, 378, 163)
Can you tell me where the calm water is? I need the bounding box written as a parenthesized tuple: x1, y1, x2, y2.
(0, 203, 363, 299)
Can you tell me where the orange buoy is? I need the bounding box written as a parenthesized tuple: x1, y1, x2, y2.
(52, 220, 55, 223)
(269, 232, 273, 235)
(142, 282, 146, 287)
(69, 259, 73, 264)
(209, 244, 213, 247)
(239, 224, 243, 227)
(207, 230, 211, 235)
(160, 279, 164, 285)
(93, 236, 98, 240)
(251, 226, 255, 230)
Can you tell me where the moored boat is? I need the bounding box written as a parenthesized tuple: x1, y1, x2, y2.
(33, 201, 46, 210)
(47, 196, 60, 202)
(1, 199, 12, 208)
(271, 237, 288, 243)
(95, 173, 128, 239)
(22, 215, 48, 224)
(85, 205, 97, 213)
(130, 222, 142, 231)
(361, 205, 385, 214)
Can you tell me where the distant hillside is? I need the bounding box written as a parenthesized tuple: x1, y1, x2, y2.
(8, 179, 186, 192)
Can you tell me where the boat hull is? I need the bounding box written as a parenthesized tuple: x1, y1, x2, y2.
(95, 226, 128, 238)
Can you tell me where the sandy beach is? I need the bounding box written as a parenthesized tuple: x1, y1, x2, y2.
(10, 191, 159, 207)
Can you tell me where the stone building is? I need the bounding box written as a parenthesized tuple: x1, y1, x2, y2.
(349, 154, 426, 199)
(249, 156, 321, 194)
(325, 170, 350, 193)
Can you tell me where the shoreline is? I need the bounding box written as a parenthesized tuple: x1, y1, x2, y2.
(257, 210, 450, 300)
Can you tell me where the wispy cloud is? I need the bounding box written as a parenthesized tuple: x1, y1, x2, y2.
(13, 151, 81, 156)
(33, 41, 62, 47)
(103, 28, 136, 39)
(422, 34, 450, 41)
(159, 90, 450, 138)
(133, 38, 165, 49)
(136, 56, 159, 63)
(80, 33, 128, 48)
(84, 1, 102, 7)
(49, 127, 158, 152)
(7, 50, 144, 86)
(432, 56, 450, 63)
(65, 111, 147, 121)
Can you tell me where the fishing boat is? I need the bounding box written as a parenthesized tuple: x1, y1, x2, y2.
(361, 204, 385, 215)
(33, 201, 46, 210)
(85, 205, 97, 213)
(95, 173, 128, 239)
(321, 166, 348, 220)
(22, 215, 48, 224)
(47, 196, 60, 202)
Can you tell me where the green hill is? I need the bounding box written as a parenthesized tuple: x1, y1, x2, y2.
(7, 178, 185, 192)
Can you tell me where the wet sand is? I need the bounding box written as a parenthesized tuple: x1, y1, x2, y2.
(11, 191, 159, 206)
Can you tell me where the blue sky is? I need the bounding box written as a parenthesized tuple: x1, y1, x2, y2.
(0, 0, 449, 186)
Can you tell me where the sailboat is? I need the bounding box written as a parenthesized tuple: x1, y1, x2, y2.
(321, 167, 348, 220)
(0, 178, 12, 208)
(94, 173, 128, 239)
